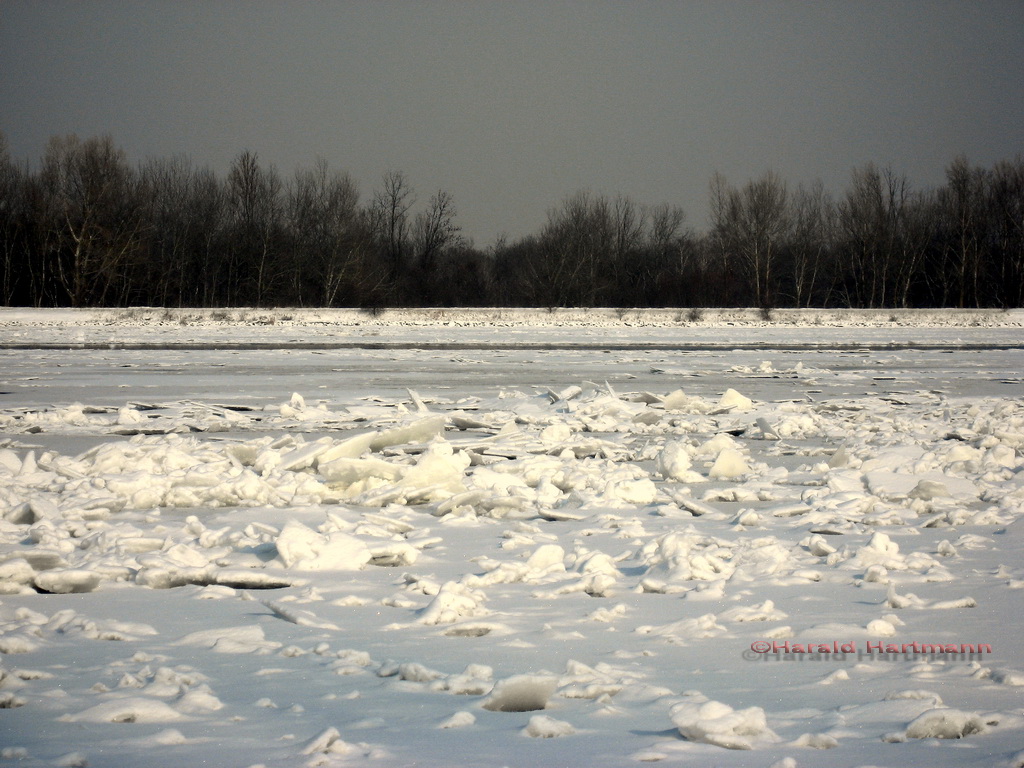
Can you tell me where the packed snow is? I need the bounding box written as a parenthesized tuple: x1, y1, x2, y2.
(0, 309, 1022, 767)
(2, 307, 1023, 350)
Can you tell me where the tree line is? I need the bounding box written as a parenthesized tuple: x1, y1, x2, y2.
(1, 132, 1021, 309)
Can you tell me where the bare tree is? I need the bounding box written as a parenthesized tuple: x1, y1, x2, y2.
(187, 167, 227, 306)
(706, 172, 737, 305)
(838, 164, 936, 308)
(894, 188, 936, 308)
(139, 154, 202, 306)
(648, 203, 686, 253)
(533, 191, 618, 306)
(625, 202, 686, 305)
(938, 156, 988, 307)
(711, 171, 789, 308)
(371, 170, 415, 288)
(787, 181, 837, 307)
(412, 189, 462, 276)
(989, 157, 1024, 308)
(744, 171, 789, 308)
(288, 160, 364, 306)
(0, 133, 29, 304)
(226, 150, 283, 306)
(37, 134, 144, 306)
(838, 164, 881, 307)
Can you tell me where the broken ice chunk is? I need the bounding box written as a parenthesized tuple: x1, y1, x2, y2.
(708, 449, 750, 480)
(717, 388, 754, 412)
(276, 520, 371, 571)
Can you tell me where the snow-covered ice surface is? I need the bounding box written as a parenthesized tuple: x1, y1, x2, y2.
(2, 307, 1023, 349)
(1, 309, 1023, 767)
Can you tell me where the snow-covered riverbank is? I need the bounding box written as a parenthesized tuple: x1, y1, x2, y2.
(2, 307, 1022, 349)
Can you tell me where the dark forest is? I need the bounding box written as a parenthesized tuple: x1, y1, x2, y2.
(1, 133, 1021, 310)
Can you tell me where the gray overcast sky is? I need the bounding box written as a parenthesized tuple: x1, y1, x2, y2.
(2, 1, 1023, 245)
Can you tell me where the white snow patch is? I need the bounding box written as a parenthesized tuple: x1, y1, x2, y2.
(438, 711, 476, 729)
(888, 708, 990, 741)
(670, 695, 778, 750)
(522, 714, 576, 738)
(60, 697, 185, 723)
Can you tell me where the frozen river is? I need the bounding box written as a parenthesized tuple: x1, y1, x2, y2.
(2, 345, 1022, 419)
(2, 311, 1023, 768)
